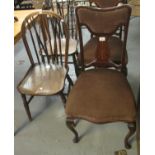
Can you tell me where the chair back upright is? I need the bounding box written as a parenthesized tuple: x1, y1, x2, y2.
(21, 11, 69, 68)
(56, 0, 78, 39)
(76, 5, 131, 71)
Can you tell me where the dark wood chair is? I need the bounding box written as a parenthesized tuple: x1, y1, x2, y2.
(55, 0, 79, 76)
(17, 11, 73, 121)
(65, 5, 136, 149)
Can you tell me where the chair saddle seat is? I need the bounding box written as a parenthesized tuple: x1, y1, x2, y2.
(79, 36, 127, 65)
(18, 64, 67, 96)
(66, 69, 136, 123)
(40, 38, 77, 56)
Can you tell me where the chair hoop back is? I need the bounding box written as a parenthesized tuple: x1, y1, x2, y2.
(21, 11, 69, 68)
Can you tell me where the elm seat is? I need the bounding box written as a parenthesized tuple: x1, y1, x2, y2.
(66, 69, 136, 123)
(17, 11, 73, 122)
(81, 36, 127, 65)
(18, 64, 67, 96)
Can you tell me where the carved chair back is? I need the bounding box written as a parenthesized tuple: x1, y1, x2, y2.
(76, 5, 131, 71)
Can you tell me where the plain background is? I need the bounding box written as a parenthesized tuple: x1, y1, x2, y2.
(0, 0, 154, 154)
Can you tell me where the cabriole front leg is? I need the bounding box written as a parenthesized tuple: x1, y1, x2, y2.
(66, 118, 79, 143)
(125, 122, 136, 149)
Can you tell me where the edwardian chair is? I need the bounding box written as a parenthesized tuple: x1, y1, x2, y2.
(17, 11, 73, 121)
(65, 5, 136, 149)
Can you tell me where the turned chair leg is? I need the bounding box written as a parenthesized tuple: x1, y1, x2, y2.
(125, 122, 136, 149)
(59, 92, 66, 107)
(66, 118, 79, 143)
(21, 94, 32, 121)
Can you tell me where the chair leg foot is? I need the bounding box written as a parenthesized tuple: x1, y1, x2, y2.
(125, 122, 136, 149)
(21, 94, 32, 121)
(66, 118, 79, 143)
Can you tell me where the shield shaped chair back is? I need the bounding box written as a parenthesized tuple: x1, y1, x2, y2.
(76, 5, 131, 73)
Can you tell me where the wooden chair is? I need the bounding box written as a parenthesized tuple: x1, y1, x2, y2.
(65, 5, 136, 149)
(17, 11, 73, 121)
(52, 1, 79, 76)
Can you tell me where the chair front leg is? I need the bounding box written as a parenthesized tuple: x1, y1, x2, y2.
(125, 122, 136, 149)
(66, 118, 79, 143)
(21, 94, 32, 121)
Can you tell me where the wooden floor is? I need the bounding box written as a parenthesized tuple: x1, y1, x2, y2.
(128, 0, 140, 16)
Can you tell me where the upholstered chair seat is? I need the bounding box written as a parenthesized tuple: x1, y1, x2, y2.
(66, 69, 136, 123)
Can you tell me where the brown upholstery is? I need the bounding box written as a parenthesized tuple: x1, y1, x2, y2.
(80, 36, 127, 65)
(18, 64, 67, 96)
(77, 3, 129, 68)
(66, 6, 136, 148)
(76, 6, 131, 35)
(66, 69, 136, 123)
(75, 5, 131, 74)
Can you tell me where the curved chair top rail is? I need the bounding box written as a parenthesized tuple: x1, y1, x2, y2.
(76, 4, 131, 35)
(21, 11, 69, 68)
